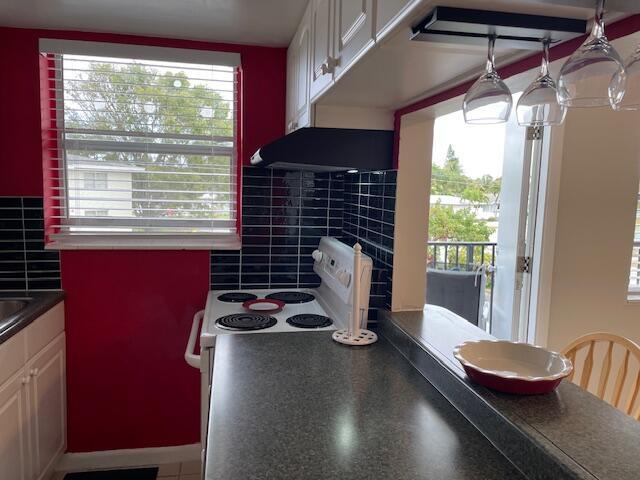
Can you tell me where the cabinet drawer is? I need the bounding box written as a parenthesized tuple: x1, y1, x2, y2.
(25, 302, 65, 360)
(0, 331, 27, 387)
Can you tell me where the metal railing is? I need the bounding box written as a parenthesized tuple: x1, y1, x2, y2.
(427, 241, 497, 327)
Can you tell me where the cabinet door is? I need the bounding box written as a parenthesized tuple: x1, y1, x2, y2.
(375, 0, 414, 39)
(309, 0, 334, 101)
(29, 334, 66, 480)
(285, 44, 297, 133)
(333, 0, 374, 80)
(294, 9, 312, 129)
(0, 371, 31, 480)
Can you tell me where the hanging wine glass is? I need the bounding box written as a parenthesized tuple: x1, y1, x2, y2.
(463, 35, 513, 124)
(517, 40, 566, 126)
(557, 0, 625, 108)
(612, 44, 640, 110)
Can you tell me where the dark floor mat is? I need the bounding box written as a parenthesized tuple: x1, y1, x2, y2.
(64, 468, 158, 480)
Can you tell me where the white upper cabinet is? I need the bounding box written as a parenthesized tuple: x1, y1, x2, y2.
(375, 0, 415, 39)
(333, 0, 374, 80)
(309, 0, 335, 102)
(294, 8, 312, 130)
(286, 2, 312, 132)
(285, 0, 421, 124)
(285, 45, 297, 132)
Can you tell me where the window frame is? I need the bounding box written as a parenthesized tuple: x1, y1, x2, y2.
(83, 172, 108, 190)
(39, 39, 242, 250)
(628, 193, 640, 300)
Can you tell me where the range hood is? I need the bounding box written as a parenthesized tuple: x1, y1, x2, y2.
(250, 127, 394, 172)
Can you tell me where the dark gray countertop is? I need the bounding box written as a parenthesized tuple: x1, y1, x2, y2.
(382, 306, 640, 480)
(206, 331, 525, 480)
(0, 291, 65, 344)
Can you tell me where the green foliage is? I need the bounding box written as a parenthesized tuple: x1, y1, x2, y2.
(64, 61, 234, 219)
(429, 203, 494, 242)
(431, 145, 500, 203)
(429, 145, 499, 245)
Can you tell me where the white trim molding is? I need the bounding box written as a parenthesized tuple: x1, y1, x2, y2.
(56, 443, 201, 473)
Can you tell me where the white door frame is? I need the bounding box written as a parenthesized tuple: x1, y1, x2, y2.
(526, 122, 565, 346)
(519, 127, 545, 342)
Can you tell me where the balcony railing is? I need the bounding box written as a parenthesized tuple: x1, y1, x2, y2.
(427, 241, 497, 328)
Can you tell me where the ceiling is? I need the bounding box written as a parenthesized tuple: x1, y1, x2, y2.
(0, 0, 309, 46)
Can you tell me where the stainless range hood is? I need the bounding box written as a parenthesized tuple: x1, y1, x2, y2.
(250, 127, 394, 172)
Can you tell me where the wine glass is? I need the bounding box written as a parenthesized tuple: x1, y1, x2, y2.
(612, 44, 640, 110)
(463, 36, 513, 124)
(517, 40, 566, 126)
(557, 0, 625, 108)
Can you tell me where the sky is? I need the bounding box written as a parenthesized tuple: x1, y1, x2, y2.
(432, 109, 506, 179)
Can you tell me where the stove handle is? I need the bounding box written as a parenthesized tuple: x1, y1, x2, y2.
(185, 309, 205, 369)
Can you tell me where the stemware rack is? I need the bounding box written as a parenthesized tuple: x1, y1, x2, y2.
(411, 7, 587, 50)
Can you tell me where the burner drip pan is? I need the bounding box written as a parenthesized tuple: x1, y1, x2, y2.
(286, 314, 333, 329)
(216, 313, 277, 331)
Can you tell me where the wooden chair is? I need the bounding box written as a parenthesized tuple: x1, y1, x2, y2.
(562, 332, 640, 420)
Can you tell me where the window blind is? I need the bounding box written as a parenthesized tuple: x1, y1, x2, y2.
(39, 40, 240, 249)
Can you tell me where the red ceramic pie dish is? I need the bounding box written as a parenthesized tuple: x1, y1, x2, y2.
(453, 340, 573, 395)
(242, 298, 285, 314)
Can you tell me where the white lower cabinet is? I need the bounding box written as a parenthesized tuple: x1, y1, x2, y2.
(0, 302, 66, 480)
(0, 372, 31, 480)
(29, 334, 66, 480)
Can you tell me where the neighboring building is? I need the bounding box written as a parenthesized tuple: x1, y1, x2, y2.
(66, 154, 144, 218)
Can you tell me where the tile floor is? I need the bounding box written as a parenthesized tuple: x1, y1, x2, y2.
(157, 460, 201, 479)
(52, 460, 202, 480)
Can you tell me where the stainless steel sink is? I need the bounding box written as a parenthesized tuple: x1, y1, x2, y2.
(0, 299, 29, 319)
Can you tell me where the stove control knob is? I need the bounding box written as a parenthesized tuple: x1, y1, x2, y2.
(312, 250, 323, 263)
(337, 270, 351, 287)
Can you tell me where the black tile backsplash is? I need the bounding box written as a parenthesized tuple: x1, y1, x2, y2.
(210, 166, 397, 326)
(342, 170, 397, 321)
(0, 197, 61, 291)
(211, 167, 344, 290)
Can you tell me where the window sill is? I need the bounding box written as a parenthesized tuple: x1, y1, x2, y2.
(45, 234, 241, 250)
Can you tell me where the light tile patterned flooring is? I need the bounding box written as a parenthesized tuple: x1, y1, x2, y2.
(52, 460, 201, 479)
(157, 460, 201, 479)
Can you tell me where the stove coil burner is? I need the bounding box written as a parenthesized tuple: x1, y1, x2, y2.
(217, 292, 258, 303)
(286, 314, 333, 329)
(265, 291, 315, 304)
(215, 314, 277, 331)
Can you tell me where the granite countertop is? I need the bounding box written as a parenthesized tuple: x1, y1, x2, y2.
(206, 331, 526, 480)
(382, 306, 640, 480)
(0, 291, 65, 344)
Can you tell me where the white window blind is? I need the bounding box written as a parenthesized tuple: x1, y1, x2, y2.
(39, 40, 241, 249)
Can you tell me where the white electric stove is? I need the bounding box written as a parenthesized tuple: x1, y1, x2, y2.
(185, 237, 374, 453)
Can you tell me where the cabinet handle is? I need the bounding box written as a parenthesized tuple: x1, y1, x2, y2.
(320, 61, 332, 75)
(320, 57, 339, 75)
(21, 376, 30, 385)
(30, 368, 39, 377)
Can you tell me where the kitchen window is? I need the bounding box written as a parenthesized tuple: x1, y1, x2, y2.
(39, 39, 241, 249)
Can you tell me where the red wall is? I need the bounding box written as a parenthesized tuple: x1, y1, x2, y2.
(0, 26, 286, 451)
(61, 250, 210, 451)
